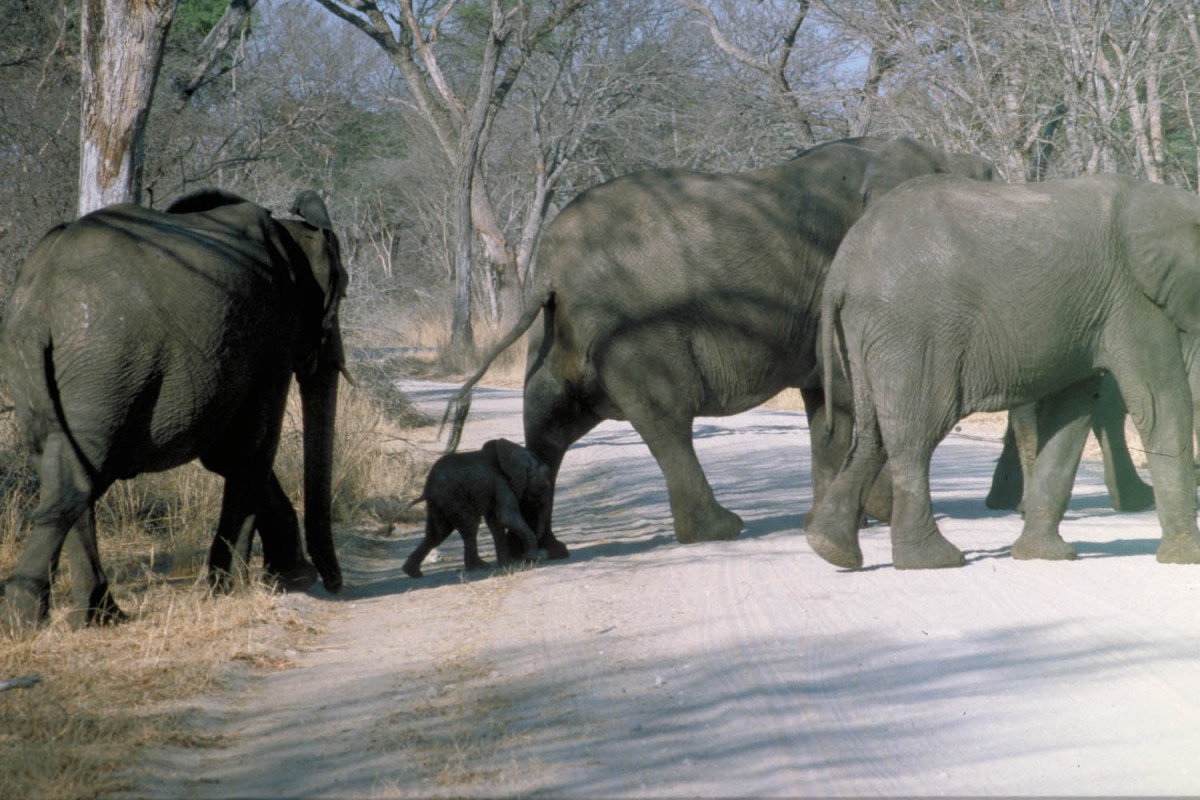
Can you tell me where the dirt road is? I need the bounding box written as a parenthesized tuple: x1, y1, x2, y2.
(126, 381, 1200, 797)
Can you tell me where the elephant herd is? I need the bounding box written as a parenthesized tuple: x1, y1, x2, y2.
(449, 135, 1200, 574)
(5, 134, 1200, 631)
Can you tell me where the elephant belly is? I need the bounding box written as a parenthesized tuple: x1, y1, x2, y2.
(959, 334, 1101, 415)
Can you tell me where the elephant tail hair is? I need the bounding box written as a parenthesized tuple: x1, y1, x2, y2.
(820, 287, 846, 449)
(439, 290, 554, 454)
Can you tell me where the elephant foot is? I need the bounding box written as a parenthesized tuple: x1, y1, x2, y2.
(541, 535, 570, 560)
(674, 506, 743, 544)
(806, 529, 864, 569)
(984, 486, 1021, 511)
(317, 564, 343, 595)
(208, 566, 237, 594)
(402, 558, 424, 579)
(1108, 480, 1155, 513)
(465, 558, 491, 571)
(892, 529, 965, 570)
(1011, 531, 1077, 561)
(1156, 531, 1200, 564)
(804, 503, 864, 569)
(268, 563, 321, 592)
(3, 578, 50, 632)
(70, 588, 129, 629)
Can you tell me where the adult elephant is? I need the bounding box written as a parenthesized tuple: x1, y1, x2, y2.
(445, 136, 994, 555)
(806, 173, 1200, 570)
(1, 189, 347, 629)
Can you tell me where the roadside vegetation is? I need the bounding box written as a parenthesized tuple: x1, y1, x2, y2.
(0, 348, 430, 798)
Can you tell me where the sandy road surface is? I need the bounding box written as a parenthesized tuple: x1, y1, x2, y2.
(125, 381, 1200, 797)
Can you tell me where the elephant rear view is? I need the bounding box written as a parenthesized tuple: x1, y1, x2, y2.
(1, 189, 348, 629)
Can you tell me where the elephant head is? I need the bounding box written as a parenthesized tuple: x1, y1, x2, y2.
(860, 137, 995, 206)
(489, 438, 552, 502)
(271, 192, 349, 593)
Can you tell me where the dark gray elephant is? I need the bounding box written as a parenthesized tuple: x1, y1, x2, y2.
(444, 136, 994, 556)
(402, 438, 549, 578)
(1, 188, 347, 628)
(806, 173, 1200, 570)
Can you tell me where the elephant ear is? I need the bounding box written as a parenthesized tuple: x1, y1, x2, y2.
(276, 192, 349, 376)
(1119, 178, 1200, 334)
(290, 191, 347, 336)
(494, 438, 535, 498)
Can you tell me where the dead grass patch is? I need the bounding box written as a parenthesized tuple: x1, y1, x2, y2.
(0, 364, 427, 800)
(0, 578, 326, 799)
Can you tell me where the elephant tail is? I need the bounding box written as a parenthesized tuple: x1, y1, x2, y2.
(41, 338, 101, 486)
(440, 289, 554, 453)
(820, 285, 846, 448)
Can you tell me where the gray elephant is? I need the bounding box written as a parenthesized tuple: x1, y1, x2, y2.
(806, 173, 1200, 570)
(402, 438, 549, 578)
(444, 136, 994, 557)
(1, 188, 347, 628)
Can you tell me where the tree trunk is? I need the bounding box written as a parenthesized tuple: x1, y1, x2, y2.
(448, 149, 478, 369)
(78, 0, 177, 215)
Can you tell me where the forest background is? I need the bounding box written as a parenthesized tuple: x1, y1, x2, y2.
(4, 0, 1200, 366)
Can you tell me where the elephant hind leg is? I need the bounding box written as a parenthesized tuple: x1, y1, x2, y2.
(804, 411, 886, 569)
(6, 432, 98, 629)
(874, 394, 964, 570)
(641, 419, 743, 544)
(403, 515, 453, 578)
(64, 507, 128, 628)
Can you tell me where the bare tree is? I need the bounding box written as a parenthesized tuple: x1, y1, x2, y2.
(313, 0, 586, 367)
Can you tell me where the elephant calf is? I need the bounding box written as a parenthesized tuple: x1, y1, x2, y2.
(402, 439, 550, 578)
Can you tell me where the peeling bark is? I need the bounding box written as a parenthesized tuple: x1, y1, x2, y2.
(78, 0, 177, 215)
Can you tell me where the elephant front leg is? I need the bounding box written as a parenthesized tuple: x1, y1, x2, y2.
(208, 479, 260, 591)
(256, 473, 319, 591)
(1111, 327, 1200, 563)
(633, 416, 742, 544)
(1091, 375, 1154, 511)
(462, 520, 491, 571)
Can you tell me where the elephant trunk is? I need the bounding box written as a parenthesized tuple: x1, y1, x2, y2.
(299, 365, 343, 593)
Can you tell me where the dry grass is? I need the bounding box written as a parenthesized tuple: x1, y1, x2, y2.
(0, 579, 323, 799)
(0, 368, 429, 800)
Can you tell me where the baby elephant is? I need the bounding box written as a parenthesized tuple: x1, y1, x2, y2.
(402, 438, 550, 578)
